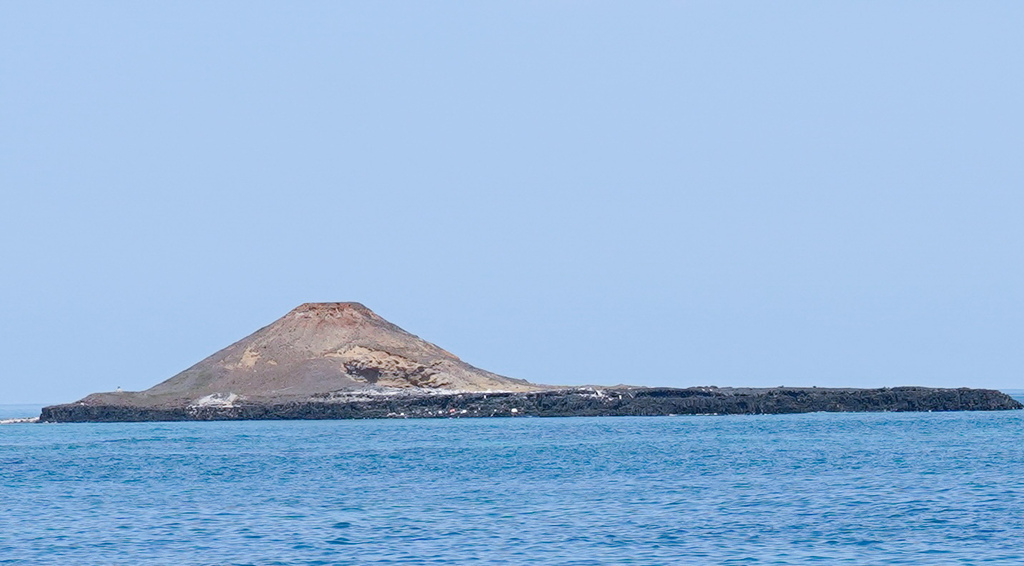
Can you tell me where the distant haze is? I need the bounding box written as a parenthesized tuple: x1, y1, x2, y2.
(2, 3, 1022, 403)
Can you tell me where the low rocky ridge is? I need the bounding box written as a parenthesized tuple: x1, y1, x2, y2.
(41, 386, 1020, 422)
(40, 302, 1022, 422)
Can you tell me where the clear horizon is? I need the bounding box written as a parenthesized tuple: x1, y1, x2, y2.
(3, 3, 1023, 404)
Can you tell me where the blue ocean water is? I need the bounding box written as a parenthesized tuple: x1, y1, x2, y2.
(3, 408, 1024, 565)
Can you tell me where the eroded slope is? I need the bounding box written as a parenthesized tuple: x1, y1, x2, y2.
(74, 302, 539, 409)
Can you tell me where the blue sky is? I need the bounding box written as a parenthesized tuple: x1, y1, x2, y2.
(2, 2, 1022, 403)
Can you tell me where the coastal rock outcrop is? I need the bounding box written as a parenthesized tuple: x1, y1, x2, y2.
(41, 386, 1021, 422)
(40, 303, 1023, 422)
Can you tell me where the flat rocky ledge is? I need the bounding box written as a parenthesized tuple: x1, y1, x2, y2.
(39, 386, 1022, 423)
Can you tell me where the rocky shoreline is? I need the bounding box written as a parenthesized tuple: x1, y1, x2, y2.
(39, 386, 1022, 423)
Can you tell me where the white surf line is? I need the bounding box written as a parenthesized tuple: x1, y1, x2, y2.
(0, 417, 40, 424)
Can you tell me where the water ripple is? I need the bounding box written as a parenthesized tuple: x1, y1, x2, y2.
(2, 411, 1024, 564)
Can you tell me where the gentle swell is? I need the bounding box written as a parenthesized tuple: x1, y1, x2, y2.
(2, 411, 1024, 564)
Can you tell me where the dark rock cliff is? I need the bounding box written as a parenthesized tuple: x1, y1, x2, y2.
(40, 386, 1022, 423)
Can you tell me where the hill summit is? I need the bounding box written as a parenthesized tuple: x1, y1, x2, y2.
(76, 302, 539, 409)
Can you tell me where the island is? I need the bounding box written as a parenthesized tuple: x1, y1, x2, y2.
(40, 303, 1022, 422)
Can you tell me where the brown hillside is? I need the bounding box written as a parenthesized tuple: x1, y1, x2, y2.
(77, 303, 539, 408)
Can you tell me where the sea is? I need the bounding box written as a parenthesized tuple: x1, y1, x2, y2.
(2, 396, 1024, 565)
